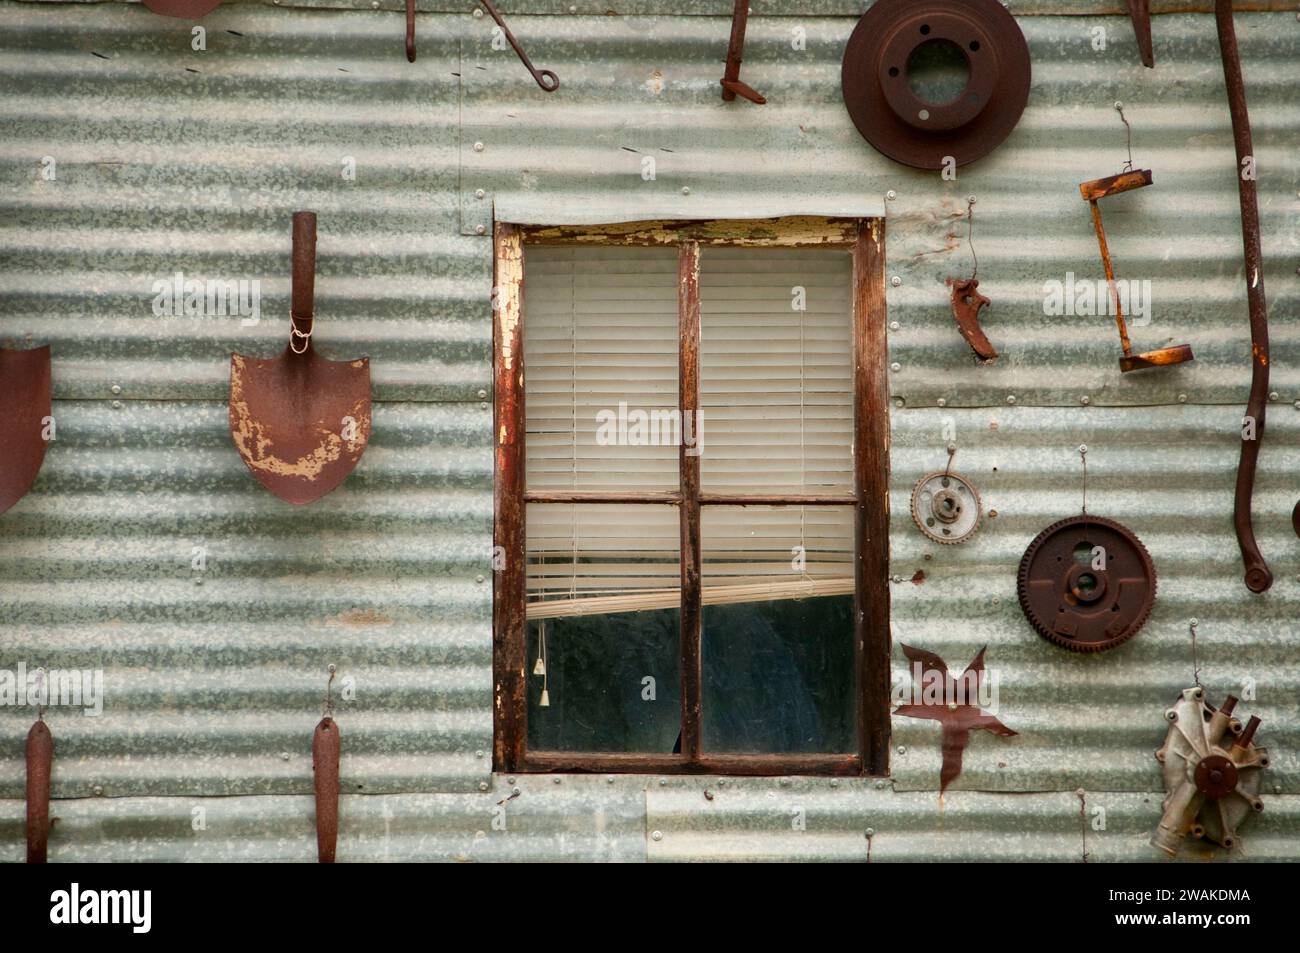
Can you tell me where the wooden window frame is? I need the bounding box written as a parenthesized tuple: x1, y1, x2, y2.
(493, 216, 891, 777)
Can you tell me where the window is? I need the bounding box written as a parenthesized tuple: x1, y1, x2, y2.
(493, 218, 890, 776)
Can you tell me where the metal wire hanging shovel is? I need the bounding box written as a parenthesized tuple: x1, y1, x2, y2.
(0, 343, 51, 515)
(229, 212, 371, 505)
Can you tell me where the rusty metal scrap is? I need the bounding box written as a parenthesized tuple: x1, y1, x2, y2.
(946, 277, 997, 362)
(26, 719, 52, 864)
(406, 0, 417, 63)
(1125, 0, 1155, 68)
(1079, 170, 1194, 373)
(313, 716, 340, 863)
(1216, 0, 1273, 594)
(228, 212, 372, 505)
(721, 0, 766, 105)
(0, 344, 51, 515)
(841, 0, 1030, 169)
(893, 644, 1016, 794)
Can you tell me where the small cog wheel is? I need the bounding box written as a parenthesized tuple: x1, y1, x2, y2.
(1017, 515, 1156, 653)
(910, 470, 982, 544)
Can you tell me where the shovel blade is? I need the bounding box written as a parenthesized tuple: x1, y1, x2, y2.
(229, 348, 371, 505)
(0, 345, 52, 515)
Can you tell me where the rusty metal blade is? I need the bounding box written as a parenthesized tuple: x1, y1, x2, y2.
(312, 716, 340, 863)
(0, 344, 52, 515)
(141, 0, 223, 17)
(946, 278, 998, 362)
(229, 213, 371, 505)
(26, 719, 52, 864)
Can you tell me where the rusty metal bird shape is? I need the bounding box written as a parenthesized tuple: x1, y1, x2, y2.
(893, 644, 1016, 794)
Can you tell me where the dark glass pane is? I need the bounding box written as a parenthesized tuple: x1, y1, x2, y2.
(702, 595, 855, 753)
(526, 608, 681, 753)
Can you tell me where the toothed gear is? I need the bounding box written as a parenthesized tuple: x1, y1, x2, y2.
(910, 470, 982, 544)
(1017, 515, 1156, 653)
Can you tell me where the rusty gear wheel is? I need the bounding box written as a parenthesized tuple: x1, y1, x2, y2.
(910, 469, 982, 544)
(1017, 515, 1156, 653)
(841, 0, 1031, 170)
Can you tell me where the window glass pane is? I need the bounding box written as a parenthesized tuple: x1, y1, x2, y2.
(523, 245, 680, 494)
(699, 247, 853, 495)
(700, 505, 855, 753)
(526, 503, 681, 752)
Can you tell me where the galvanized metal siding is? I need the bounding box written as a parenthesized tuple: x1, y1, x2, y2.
(0, 3, 1297, 860)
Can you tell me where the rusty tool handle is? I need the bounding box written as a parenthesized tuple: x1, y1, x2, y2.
(291, 211, 317, 344)
(312, 716, 340, 863)
(1216, 0, 1272, 594)
(478, 0, 559, 92)
(26, 720, 52, 864)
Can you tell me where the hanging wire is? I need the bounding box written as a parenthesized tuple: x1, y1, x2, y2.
(1189, 618, 1202, 689)
(1078, 445, 1089, 517)
(1114, 101, 1134, 173)
(964, 197, 979, 281)
(35, 667, 46, 722)
(943, 443, 957, 479)
(322, 664, 337, 718)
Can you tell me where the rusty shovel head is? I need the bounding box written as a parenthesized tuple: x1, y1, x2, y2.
(0, 344, 52, 515)
(229, 213, 371, 505)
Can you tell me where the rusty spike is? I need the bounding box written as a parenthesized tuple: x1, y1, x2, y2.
(313, 716, 340, 863)
(946, 278, 997, 362)
(1216, 0, 1272, 594)
(0, 344, 52, 515)
(229, 212, 372, 505)
(406, 0, 416, 63)
(26, 719, 53, 864)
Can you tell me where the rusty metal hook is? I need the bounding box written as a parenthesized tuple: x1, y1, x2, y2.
(721, 0, 766, 104)
(479, 0, 559, 92)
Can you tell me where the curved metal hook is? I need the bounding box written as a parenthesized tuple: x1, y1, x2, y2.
(479, 0, 560, 92)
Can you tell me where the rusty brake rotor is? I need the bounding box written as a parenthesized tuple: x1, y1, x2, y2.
(841, 0, 1031, 170)
(1017, 515, 1156, 653)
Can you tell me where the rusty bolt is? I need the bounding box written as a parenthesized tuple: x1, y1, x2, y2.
(988, 509, 998, 518)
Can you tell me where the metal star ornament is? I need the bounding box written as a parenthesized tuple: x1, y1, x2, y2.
(893, 643, 1017, 794)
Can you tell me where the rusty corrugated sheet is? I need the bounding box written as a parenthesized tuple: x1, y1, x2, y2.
(0, 2, 1296, 860)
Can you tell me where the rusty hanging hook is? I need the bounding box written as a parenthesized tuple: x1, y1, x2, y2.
(478, 0, 559, 92)
(946, 197, 997, 363)
(26, 668, 52, 864)
(721, 0, 766, 104)
(313, 664, 340, 863)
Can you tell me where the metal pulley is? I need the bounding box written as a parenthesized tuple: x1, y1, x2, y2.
(1017, 515, 1156, 653)
(910, 462, 981, 545)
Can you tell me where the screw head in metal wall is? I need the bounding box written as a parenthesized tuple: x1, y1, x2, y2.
(475, 189, 485, 199)
(681, 186, 691, 195)
(1178, 394, 1188, 403)
(936, 398, 947, 407)
(472, 141, 484, 152)
(1005, 395, 1016, 405)
(475, 225, 486, 235)
(479, 781, 489, 791)
(890, 276, 902, 287)
(890, 362, 901, 372)
(1080, 395, 1091, 406)
(886, 190, 897, 201)
(652, 830, 663, 841)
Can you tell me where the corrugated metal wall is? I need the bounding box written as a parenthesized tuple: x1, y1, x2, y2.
(1, 1, 1296, 861)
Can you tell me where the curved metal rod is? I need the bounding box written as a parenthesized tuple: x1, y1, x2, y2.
(1216, 0, 1272, 593)
(479, 0, 559, 92)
